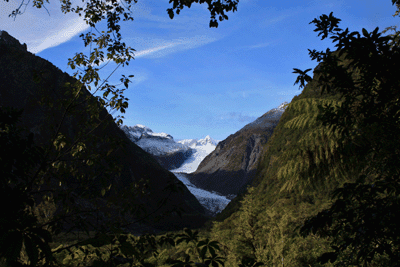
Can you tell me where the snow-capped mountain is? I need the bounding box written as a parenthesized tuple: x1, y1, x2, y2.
(276, 101, 289, 110)
(170, 136, 219, 173)
(120, 124, 226, 216)
(120, 125, 220, 173)
(241, 101, 288, 131)
(179, 135, 219, 147)
(120, 124, 188, 156)
(120, 124, 193, 170)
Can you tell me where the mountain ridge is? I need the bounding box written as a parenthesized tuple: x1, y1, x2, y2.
(121, 124, 219, 170)
(186, 102, 288, 198)
(0, 30, 212, 234)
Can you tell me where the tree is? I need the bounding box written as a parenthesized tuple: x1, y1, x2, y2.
(292, 1, 400, 265)
(0, 107, 55, 266)
(1, 0, 239, 265)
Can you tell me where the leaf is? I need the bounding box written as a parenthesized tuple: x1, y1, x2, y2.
(200, 246, 207, 258)
(167, 8, 174, 19)
(292, 68, 312, 89)
(362, 28, 369, 37)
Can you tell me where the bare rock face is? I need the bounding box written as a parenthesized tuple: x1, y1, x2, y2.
(0, 31, 211, 234)
(187, 106, 286, 197)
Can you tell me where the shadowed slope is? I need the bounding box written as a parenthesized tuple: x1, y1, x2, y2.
(0, 30, 212, 234)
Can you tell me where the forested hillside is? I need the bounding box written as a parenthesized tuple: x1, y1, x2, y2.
(208, 65, 344, 266)
(2, 0, 400, 266)
(0, 28, 211, 246)
(206, 12, 400, 266)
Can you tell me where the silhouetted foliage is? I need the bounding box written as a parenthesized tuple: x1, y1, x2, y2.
(295, 8, 400, 266)
(4, 0, 400, 266)
(2, 0, 239, 266)
(0, 107, 55, 266)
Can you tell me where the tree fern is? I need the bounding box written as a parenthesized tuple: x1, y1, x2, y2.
(276, 98, 356, 194)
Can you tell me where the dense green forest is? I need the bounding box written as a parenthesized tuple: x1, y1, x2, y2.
(1, 0, 400, 266)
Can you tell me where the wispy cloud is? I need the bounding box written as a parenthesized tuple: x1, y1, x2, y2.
(134, 42, 177, 58)
(1, 0, 92, 53)
(129, 70, 148, 86)
(2, 0, 218, 56)
(220, 112, 257, 123)
(277, 89, 302, 96)
(30, 19, 89, 53)
(226, 88, 271, 99)
(260, 12, 294, 27)
(247, 42, 272, 49)
(1, 0, 157, 54)
(132, 35, 217, 58)
(226, 87, 301, 99)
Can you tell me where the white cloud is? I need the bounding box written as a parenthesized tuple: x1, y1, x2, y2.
(1, 0, 91, 53)
(134, 42, 177, 58)
(277, 90, 301, 96)
(1, 0, 157, 54)
(132, 35, 217, 58)
(248, 42, 272, 49)
(129, 71, 148, 86)
(220, 112, 257, 123)
(2, 0, 219, 56)
(226, 88, 270, 99)
(30, 18, 89, 54)
(261, 12, 294, 27)
(226, 87, 301, 100)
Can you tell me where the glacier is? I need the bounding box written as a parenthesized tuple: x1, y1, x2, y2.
(120, 124, 230, 216)
(171, 135, 232, 216)
(173, 173, 231, 216)
(171, 135, 218, 173)
(120, 102, 287, 217)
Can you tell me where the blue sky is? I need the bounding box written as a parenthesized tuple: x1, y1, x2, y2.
(2, 0, 399, 141)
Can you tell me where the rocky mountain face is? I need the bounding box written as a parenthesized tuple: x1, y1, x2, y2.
(120, 125, 194, 170)
(0, 30, 212, 234)
(186, 103, 287, 197)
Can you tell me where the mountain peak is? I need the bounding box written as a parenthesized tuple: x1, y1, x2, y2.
(197, 135, 219, 146)
(133, 124, 153, 133)
(277, 101, 289, 110)
(0, 30, 27, 52)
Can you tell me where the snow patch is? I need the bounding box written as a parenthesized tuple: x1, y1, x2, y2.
(120, 124, 188, 156)
(171, 136, 219, 173)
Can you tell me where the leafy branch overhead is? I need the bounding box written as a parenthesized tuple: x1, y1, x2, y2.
(167, 0, 239, 28)
(3, 0, 400, 266)
(1, 0, 240, 266)
(292, 68, 312, 89)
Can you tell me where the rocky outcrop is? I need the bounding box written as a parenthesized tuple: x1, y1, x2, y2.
(0, 30, 211, 234)
(187, 104, 287, 197)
